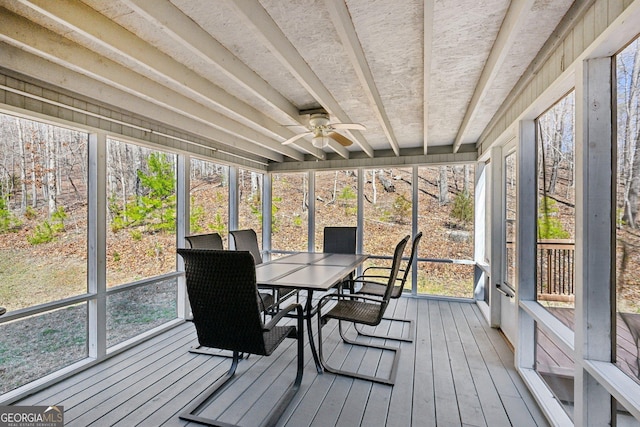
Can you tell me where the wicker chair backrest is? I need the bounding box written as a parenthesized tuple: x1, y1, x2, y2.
(185, 233, 223, 250)
(397, 232, 423, 290)
(230, 229, 263, 264)
(177, 249, 269, 355)
(381, 235, 410, 304)
(323, 226, 357, 254)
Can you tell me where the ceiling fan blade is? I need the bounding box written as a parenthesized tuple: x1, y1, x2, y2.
(330, 123, 366, 131)
(328, 131, 353, 147)
(281, 132, 311, 145)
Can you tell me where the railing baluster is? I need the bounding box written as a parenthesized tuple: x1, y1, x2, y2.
(536, 239, 575, 302)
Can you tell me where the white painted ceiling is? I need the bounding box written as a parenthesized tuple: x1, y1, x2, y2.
(0, 0, 575, 165)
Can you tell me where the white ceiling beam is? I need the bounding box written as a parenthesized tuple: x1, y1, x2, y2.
(123, 0, 299, 122)
(0, 10, 287, 162)
(325, 0, 400, 156)
(121, 0, 324, 159)
(10, 0, 315, 161)
(423, 0, 434, 155)
(268, 151, 478, 173)
(1, 42, 272, 165)
(452, 0, 535, 153)
(227, 0, 374, 159)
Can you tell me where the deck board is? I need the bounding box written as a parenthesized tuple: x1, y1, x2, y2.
(14, 299, 550, 427)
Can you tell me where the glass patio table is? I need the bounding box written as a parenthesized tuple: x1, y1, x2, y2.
(256, 252, 368, 373)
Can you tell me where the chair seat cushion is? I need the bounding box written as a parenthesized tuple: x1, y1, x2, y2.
(358, 281, 402, 298)
(324, 300, 383, 326)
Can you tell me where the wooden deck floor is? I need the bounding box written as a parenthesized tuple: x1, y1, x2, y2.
(16, 299, 549, 426)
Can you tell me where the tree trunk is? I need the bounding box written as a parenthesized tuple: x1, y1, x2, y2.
(251, 172, 261, 202)
(622, 44, 640, 227)
(371, 170, 377, 204)
(463, 165, 470, 193)
(46, 126, 57, 216)
(17, 119, 27, 213)
(438, 166, 449, 204)
(30, 131, 38, 209)
(377, 170, 395, 192)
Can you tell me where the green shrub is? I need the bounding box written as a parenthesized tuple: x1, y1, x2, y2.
(538, 197, 570, 239)
(450, 191, 473, 226)
(338, 186, 356, 216)
(27, 221, 56, 244)
(0, 196, 22, 233)
(189, 198, 205, 233)
(27, 207, 66, 245)
(207, 211, 227, 235)
(24, 206, 37, 220)
(392, 194, 411, 224)
(110, 153, 177, 233)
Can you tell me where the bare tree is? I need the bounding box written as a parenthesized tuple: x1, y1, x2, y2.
(438, 166, 449, 204)
(45, 126, 57, 216)
(621, 42, 640, 227)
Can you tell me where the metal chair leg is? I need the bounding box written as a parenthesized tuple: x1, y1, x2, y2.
(317, 319, 400, 386)
(354, 317, 414, 343)
(179, 351, 241, 425)
(181, 312, 304, 427)
(189, 345, 249, 359)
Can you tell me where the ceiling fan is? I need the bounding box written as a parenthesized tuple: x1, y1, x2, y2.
(282, 112, 365, 148)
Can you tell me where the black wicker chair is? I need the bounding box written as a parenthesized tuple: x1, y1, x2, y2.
(230, 229, 297, 307)
(353, 232, 422, 342)
(184, 232, 274, 357)
(323, 226, 357, 292)
(185, 232, 224, 250)
(316, 235, 409, 386)
(177, 249, 304, 427)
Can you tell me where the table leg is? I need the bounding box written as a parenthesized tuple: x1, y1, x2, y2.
(305, 290, 323, 374)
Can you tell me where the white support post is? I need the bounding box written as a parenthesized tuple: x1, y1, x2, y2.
(473, 161, 486, 302)
(516, 120, 536, 370)
(488, 146, 503, 327)
(574, 57, 614, 427)
(308, 171, 315, 252)
(87, 132, 106, 359)
(176, 154, 190, 319)
(228, 166, 239, 239)
(357, 168, 364, 255)
(263, 173, 272, 261)
(412, 166, 419, 295)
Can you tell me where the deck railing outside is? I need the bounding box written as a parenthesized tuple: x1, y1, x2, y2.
(537, 239, 575, 302)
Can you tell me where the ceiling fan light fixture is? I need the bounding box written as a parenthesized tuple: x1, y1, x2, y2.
(312, 134, 328, 148)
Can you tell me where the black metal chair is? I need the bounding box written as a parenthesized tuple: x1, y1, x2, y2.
(184, 233, 275, 322)
(229, 229, 263, 263)
(316, 235, 409, 386)
(230, 229, 297, 307)
(177, 249, 304, 427)
(185, 232, 224, 250)
(353, 232, 423, 342)
(323, 226, 357, 254)
(323, 226, 357, 292)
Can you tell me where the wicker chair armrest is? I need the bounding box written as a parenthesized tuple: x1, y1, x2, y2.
(362, 265, 392, 274)
(354, 274, 389, 282)
(318, 292, 386, 306)
(358, 267, 405, 282)
(349, 277, 388, 287)
(263, 303, 303, 331)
